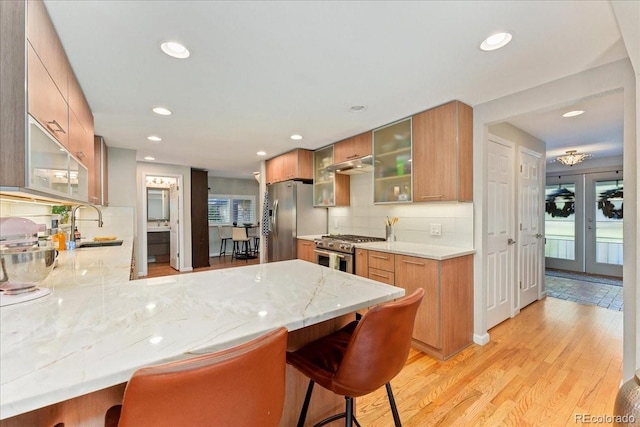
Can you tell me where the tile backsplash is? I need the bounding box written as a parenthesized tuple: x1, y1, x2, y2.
(327, 174, 474, 248)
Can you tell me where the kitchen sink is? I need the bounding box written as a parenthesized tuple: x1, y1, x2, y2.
(77, 240, 124, 248)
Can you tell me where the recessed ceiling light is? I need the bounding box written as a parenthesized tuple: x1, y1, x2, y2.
(160, 41, 190, 59)
(290, 134, 303, 141)
(152, 107, 172, 116)
(349, 105, 367, 112)
(562, 110, 585, 118)
(480, 32, 512, 51)
(144, 156, 155, 161)
(147, 135, 162, 142)
(257, 151, 267, 156)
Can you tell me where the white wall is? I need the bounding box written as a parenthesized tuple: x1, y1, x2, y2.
(473, 58, 637, 380)
(328, 174, 474, 248)
(106, 147, 137, 207)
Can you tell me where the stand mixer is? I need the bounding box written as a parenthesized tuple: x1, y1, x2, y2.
(0, 217, 55, 306)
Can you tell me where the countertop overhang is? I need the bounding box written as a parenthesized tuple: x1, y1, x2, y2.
(0, 259, 403, 420)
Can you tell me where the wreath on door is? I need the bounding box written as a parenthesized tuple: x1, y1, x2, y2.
(545, 188, 575, 218)
(598, 188, 623, 219)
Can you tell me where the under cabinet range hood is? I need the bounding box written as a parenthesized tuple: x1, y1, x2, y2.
(325, 155, 373, 175)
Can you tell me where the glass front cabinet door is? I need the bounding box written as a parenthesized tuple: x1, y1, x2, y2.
(313, 145, 336, 206)
(373, 118, 412, 204)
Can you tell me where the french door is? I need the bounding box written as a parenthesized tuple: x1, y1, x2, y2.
(544, 171, 623, 277)
(585, 171, 623, 277)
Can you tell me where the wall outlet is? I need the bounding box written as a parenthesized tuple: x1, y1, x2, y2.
(334, 219, 339, 228)
(430, 223, 442, 236)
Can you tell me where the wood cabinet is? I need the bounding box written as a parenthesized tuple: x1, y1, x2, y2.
(0, 0, 96, 202)
(297, 239, 315, 263)
(313, 145, 349, 207)
(354, 248, 368, 277)
(368, 250, 395, 285)
(333, 132, 372, 163)
(27, 43, 69, 149)
(92, 136, 109, 205)
(148, 231, 170, 262)
(265, 149, 313, 184)
(372, 118, 412, 204)
(190, 169, 210, 269)
(412, 101, 473, 202)
(395, 253, 473, 360)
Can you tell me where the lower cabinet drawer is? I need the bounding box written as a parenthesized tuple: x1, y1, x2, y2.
(368, 268, 395, 285)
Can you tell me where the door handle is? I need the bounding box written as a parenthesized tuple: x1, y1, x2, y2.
(535, 233, 543, 238)
(507, 238, 516, 245)
(272, 199, 278, 236)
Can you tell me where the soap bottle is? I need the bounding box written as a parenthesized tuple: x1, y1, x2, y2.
(57, 230, 66, 251)
(74, 227, 81, 241)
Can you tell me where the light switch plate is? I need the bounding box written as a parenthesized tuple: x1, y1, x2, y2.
(430, 223, 442, 236)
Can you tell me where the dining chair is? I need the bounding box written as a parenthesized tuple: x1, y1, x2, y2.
(217, 225, 233, 259)
(106, 327, 288, 427)
(286, 288, 424, 427)
(231, 226, 251, 262)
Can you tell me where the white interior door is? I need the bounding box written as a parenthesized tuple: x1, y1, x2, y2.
(169, 183, 180, 271)
(486, 137, 515, 330)
(519, 149, 543, 309)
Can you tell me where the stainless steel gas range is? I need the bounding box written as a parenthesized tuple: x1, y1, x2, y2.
(314, 234, 386, 273)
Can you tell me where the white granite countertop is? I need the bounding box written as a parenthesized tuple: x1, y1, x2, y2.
(0, 260, 403, 420)
(297, 234, 324, 241)
(356, 241, 475, 260)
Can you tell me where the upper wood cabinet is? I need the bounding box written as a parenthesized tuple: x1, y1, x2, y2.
(333, 132, 372, 164)
(27, 43, 69, 149)
(265, 149, 313, 184)
(412, 101, 473, 202)
(27, 0, 69, 101)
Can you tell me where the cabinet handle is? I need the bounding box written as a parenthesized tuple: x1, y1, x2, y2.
(76, 151, 86, 159)
(401, 259, 425, 266)
(370, 272, 389, 279)
(302, 242, 310, 246)
(420, 195, 443, 199)
(371, 255, 389, 260)
(47, 120, 66, 134)
(347, 154, 359, 159)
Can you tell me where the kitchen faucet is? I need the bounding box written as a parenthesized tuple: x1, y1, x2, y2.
(70, 204, 103, 242)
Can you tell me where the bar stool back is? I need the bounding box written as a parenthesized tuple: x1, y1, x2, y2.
(286, 289, 424, 427)
(108, 327, 288, 427)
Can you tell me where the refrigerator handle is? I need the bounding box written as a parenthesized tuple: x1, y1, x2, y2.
(272, 199, 278, 236)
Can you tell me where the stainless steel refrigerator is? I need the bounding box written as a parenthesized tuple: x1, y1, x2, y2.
(267, 180, 327, 262)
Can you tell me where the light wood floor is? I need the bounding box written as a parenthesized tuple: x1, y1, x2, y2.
(357, 297, 623, 426)
(146, 255, 259, 278)
(144, 261, 623, 426)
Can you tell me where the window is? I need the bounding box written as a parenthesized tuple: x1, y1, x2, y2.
(208, 195, 255, 226)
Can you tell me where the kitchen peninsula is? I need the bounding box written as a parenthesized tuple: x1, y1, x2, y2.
(0, 260, 404, 426)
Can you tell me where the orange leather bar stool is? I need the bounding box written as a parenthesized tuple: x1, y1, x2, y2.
(286, 289, 424, 427)
(106, 327, 288, 427)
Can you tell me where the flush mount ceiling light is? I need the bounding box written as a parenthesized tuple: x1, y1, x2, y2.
(257, 151, 267, 156)
(152, 107, 172, 116)
(562, 110, 585, 118)
(480, 32, 513, 51)
(348, 105, 367, 113)
(160, 41, 190, 59)
(556, 150, 592, 167)
(290, 134, 303, 141)
(144, 156, 155, 161)
(147, 135, 162, 142)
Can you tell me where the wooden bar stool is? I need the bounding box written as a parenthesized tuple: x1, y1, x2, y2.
(286, 289, 424, 427)
(106, 327, 288, 427)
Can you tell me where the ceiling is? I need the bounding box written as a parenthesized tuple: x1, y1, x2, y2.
(43, 1, 628, 178)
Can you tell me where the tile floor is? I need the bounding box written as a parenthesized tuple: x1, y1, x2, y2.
(545, 269, 623, 311)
